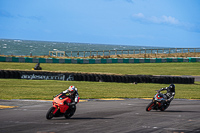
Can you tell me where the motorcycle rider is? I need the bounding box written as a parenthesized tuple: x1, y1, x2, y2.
(62, 85, 79, 106)
(158, 84, 175, 109)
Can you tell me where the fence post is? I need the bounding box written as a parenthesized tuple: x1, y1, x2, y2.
(90, 51, 91, 57)
(128, 50, 129, 55)
(71, 51, 72, 57)
(77, 51, 79, 57)
(103, 50, 104, 57)
(109, 50, 110, 56)
(115, 50, 117, 55)
(169, 48, 170, 54)
(122, 50, 123, 56)
(97, 51, 98, 56)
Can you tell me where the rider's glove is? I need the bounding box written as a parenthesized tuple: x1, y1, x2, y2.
(166, 100, 170, 103)
(63, 90, 68, 93)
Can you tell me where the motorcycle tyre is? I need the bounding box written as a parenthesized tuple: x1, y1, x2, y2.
(160, 106, 165, 111)
(46, 107, 55, 120)
(161, 103, 170, 111)
(64, 105, 76, 119)
(146, 102, 154, 112)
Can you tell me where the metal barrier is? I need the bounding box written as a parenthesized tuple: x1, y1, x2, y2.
(49, 48, 200, 57)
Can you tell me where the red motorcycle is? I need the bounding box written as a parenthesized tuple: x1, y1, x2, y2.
(46, 93, 80, 119)
(146, 91, 168, 111)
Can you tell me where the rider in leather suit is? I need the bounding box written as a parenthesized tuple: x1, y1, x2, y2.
(158, 84, 175, 109)
(62, 86, 79, 106)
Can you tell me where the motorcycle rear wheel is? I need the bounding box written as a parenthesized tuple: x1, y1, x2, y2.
(46, 107, 55, 120)
(64, 105, 76, 119)
(146, 102, 154, 111)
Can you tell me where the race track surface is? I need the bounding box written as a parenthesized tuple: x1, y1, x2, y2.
(0, 99, 200, 133)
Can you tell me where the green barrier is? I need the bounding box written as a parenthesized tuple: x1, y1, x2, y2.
(133, 58, 140, 63)
(52, 58, 59, 63)
(101, 59, 107, 63)
(25, 57, 33, 63)
(144, 58, 150, 63)
(77, 59, 83, 64)
(39, 58, 46, 63)
(123, 58, 129, 63)
(189, 58, 196, 62)
(65, 59, 71, 63)
(12, 57, 19, 62)
(112, 58, 118, 63)
(155, 58, 162, 63)
(167, 58, 173, 62)
(0, 57, 6, 62)
(89, 59, 95, 64)
(177, 58, 183, 62)
(0, 56, 200, 64)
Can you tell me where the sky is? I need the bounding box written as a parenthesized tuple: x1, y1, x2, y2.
(0, 0, 200, 48)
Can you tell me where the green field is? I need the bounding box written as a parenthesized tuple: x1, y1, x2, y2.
(0, 79, 200, 100)
(0, 62, 200, 100)
(1, 62, 200, 75)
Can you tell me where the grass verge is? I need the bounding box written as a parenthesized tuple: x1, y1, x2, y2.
(0, 62, 200, 76)
(0, 79, 200, 100)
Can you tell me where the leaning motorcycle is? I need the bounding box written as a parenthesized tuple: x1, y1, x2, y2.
(146, 91, 168, 111)
(46, 93, 79, 119)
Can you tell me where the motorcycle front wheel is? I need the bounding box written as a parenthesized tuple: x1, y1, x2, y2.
(46, 107, 55, 120)
(146, 102, 154, 111)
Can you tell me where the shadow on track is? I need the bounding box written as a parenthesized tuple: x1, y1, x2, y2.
(163, 110, 199, 113)
(47, 117, 113, 120)
(71, 117, 113, 120)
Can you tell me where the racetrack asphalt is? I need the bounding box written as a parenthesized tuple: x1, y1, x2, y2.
(0, 99, 200, 133)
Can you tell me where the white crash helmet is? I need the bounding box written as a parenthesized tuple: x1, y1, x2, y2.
(68, 86, 75, 95)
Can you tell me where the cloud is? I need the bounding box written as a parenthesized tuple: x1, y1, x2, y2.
(132, 13, 179, 25)
(125, 0, 134, 3)
(132, 13, 200, 33)
(0, 9, 41, 21)
(132, 13, 144, 18)
(161, 16, 179, 25)
(0, 10, 14, 18)
(149, 15, 179, 25)
(17, 15, 42, 21)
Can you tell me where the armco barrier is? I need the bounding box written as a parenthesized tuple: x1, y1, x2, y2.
(0, 70, 195, 84)
(0, 56, 200, 64)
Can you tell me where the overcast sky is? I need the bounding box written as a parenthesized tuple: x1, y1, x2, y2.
(0, 0, 200, 48)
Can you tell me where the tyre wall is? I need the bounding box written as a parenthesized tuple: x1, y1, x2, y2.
(0, 56, 200, 64)
(0, 70, 195, 84)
